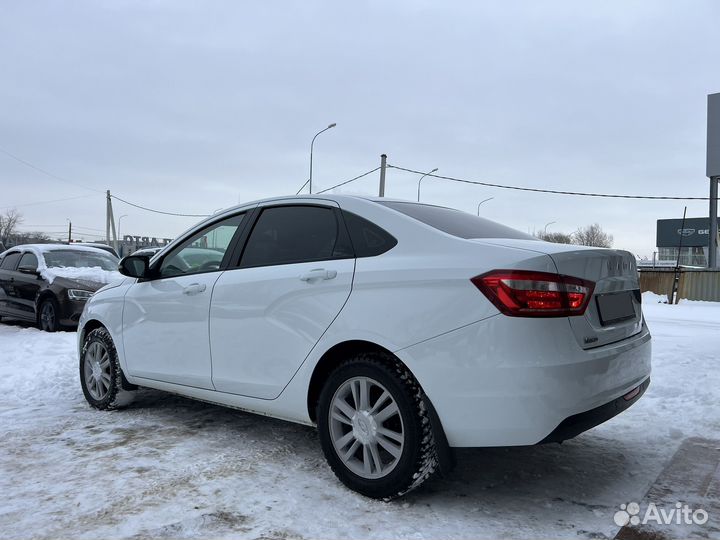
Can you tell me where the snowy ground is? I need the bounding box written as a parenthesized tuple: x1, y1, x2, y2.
(1, 295, 718, 539)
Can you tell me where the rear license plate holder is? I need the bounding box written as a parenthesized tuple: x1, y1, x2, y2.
(596, 292, 635, 326)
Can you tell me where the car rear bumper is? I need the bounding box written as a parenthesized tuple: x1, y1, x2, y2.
(538, 377, 649, 443)
(398, 314, 652, 447)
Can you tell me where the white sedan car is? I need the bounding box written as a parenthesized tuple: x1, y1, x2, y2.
(78, 195, 651, 499)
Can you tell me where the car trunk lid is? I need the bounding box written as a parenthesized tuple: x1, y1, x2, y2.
(471, 238, 644, 348)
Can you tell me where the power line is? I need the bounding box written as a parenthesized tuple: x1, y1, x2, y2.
(19, 224, 105, 232)
(388, 164, 714, 201)
(0, 145, 104, 193)
(317, 167, 381, 194)
(110, 194, 210, 217)
(0, 194, 96, 211)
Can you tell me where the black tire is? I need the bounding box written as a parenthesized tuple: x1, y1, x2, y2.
(317, 352, 438, 499)
(38, 297, 60, 332)
(80, 327, 135, 410)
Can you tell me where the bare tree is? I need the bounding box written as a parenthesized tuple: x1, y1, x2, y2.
(572, 223, 613, 248)
(536, 231, 574, 244)
(15, 231, 51, 244)
(0, 208, 23, 246)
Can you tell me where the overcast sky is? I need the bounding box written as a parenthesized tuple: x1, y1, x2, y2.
(1, 1, 719, 256)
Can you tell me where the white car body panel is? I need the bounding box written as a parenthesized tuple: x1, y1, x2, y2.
(122, 272, 221, 389)
(209, 257, 355, 398)
(79, 194, 652, 448)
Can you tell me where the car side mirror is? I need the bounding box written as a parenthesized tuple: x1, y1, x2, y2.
(18, 265, 39, 276)
(119, 255, 151, 278)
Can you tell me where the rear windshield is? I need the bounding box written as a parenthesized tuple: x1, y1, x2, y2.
(42, 249, 119, 271)
(378, 201, 535, 240)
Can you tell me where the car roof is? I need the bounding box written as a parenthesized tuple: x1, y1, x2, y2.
(202, 194, 432, 224)
(0, 244, 117, 257)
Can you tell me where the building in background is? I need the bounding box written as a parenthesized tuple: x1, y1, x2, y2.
(119, 235, 173, 257)
(656, 217, 720, 266)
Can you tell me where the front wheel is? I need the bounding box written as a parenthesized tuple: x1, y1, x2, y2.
(80, 327, 134, 409)
(38, 297, 59, 332)
(317, 352, 438, 499)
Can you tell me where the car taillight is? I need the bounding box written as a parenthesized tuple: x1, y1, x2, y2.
(471, 270, 595, 317)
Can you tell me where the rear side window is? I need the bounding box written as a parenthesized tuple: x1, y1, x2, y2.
(378, 201, 535, 240)
(241, 205, 350, 268)
(0, 252, 22, 270)
(341, 211, 397, 257)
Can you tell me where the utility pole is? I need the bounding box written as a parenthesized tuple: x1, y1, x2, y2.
(671, 206, 687, 304)
(710, 177, 718, 268)
(67, 220, 72, 244)
(706, 93, 720, 268)
(106, 190, 118, 252)
(379, 154, 387, 197)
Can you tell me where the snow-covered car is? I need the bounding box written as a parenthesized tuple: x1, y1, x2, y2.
(73, 242, 119, 258)
(77, 195, 651, 499)
(0, 244, 121, 331)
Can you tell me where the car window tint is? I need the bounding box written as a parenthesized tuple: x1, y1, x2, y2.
(159, 213, 245, 278)
(0, 252, 22, 270)
(241, 206, 342, 267)
(342, 210, 397, 257)
(18, 252, 38, 270)
(378, 201, 535, 240)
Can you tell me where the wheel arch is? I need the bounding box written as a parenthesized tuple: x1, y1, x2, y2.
(35, 289, 56, 315)
(307, 340, 395, 423)
(307, 338, 455, 475)
(79, 318, 106, 345)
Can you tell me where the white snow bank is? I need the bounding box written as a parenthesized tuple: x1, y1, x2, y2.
(641, 291, 668, 304)
(41, 266, 123, 285)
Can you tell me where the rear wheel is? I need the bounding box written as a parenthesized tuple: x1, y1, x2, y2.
(80, 327, 134, 409)
(38, 297, 60, 332)
(317, 352, 438, 499)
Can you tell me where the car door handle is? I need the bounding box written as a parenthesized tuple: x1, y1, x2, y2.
(183, 283, 207, 295)
(299, 269, 337, 282)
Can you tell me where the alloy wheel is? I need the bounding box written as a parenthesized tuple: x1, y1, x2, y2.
(328, 376, 405, 479)
(40, 302, 56, 331)
(83, 341, 112, 401)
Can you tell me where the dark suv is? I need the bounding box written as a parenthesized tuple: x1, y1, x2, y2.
(0, 244, 120, 331)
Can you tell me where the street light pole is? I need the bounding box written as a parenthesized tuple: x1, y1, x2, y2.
(117, 215, 128, 239)
(544, 221, 556, 235)
(477, 197, 494, 215)
(308, 123, 337, 195)
(117, 215, 128, 256)
(416, 168, 439, 202)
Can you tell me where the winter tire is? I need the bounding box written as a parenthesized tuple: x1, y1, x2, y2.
(38, 297, 59, 332)
(80, 327, 135, 409)
(317, 352, 438, 499)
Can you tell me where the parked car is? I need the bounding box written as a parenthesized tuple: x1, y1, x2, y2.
(73, 242, 119, 258)
(0, 244, 120, 331)
(73, 242, 120, 259)
(78, 195, 651, 498)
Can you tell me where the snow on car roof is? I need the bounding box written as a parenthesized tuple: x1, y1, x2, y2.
(1, 243, 117, 257)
